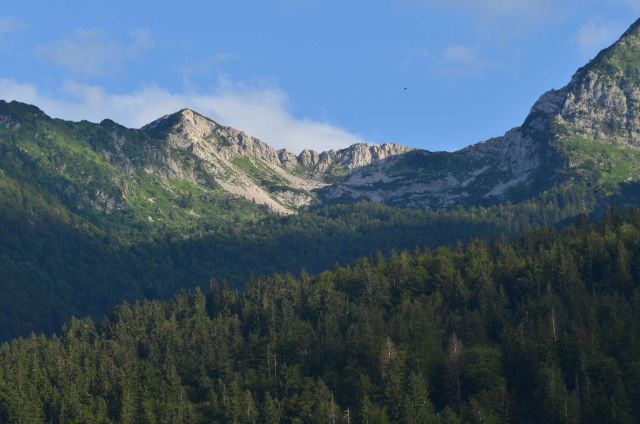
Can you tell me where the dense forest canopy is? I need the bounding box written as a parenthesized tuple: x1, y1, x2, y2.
(1, 206, 639, 423)
(0, 175, 608, 340)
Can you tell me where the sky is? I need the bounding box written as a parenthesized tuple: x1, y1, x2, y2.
(0, 1, 638, 153)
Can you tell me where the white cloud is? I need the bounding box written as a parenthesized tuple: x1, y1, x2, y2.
(574, 20, 626, 55)
(0, 79, 362, 153)
(36, 29, 153, 76)
(440, 45, 495, 77)
(0, 17, 27, 35)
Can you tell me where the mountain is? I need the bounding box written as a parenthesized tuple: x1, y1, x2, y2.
(0, 102, 410, 226)
(4, 20, 640, 220)
(322, 18, 640, 208)
(3, 17, 640, 424)
(0, 165, 598, 341)
(141, 108, 410, 213)
(2, 19, 640, 341)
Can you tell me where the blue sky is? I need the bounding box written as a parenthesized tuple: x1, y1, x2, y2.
(0, 1, 638, 152)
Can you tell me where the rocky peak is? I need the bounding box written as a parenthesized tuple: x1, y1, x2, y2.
(526, 18, 640, 147)
(438, 18, 640, 205)
(473, 17, 640, 159)
(332, 143, 413, 170)
(142, 109, 220, 141)
(0, 100, 48, 129)
(140, 108, 412, 180)
(278, 149, 299, 168)
(141, 109, 282, 165)
(297, 149, 321, 167)
(294, 143, 413, 174)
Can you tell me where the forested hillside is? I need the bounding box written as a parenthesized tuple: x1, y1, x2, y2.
(0, 177, 604, 340)
(2, 206, 639, 423)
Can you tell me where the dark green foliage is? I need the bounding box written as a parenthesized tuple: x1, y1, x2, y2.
(0, 175, 600, 340)
(2, 207, 640, 422)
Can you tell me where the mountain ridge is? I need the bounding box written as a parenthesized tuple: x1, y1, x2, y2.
(321, 17, 640, 208)
(0, 100, 413, 216)
(3, 19, 640, 218)
(142, 107, 413, 178)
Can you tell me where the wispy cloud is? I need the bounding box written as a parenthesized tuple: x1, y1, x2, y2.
(619, 0, 640, 14)
(404, 0, 640, 30)
(0, 17, 27, 36)
(36, 29, 153, 76)
(439, 45, 495, 77)
(0, 79, 363, 153)
(178, 53, 235, 87)
(401, 0, 556, 30)
(574, 19, 626, 55)
(444, 0, 553, 18)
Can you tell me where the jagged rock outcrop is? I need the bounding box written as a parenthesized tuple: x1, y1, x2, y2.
(309, 143, 412, 174)
(144, 109, 411, 176)
(136, 109, 412, 213)
(557, 21, 640, 146)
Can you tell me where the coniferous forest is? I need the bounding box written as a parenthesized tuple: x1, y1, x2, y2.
(2, 207, 639, 423)
(0, 169, 602, 340)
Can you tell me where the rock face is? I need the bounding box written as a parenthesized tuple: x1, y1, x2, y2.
(138, 109, 411, 213)
(308, 143, 412, 174)
(144, 109, 411, 175)
(558, 21, 640, 146)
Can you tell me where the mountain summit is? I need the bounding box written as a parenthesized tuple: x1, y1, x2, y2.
(142, 108, 410, 178)
(552, 17, 640, 146)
